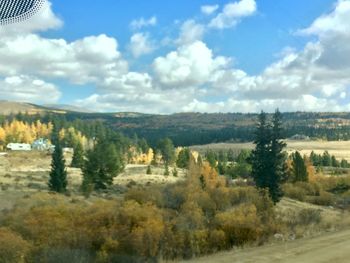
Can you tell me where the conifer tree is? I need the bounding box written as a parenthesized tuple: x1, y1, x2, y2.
(176, 148, 191, 168)
(251, 111, 271, 192)
(251, 110, 286, 204)
(292, 151, 308, 182)
(146, 165, 152, 175)
(48, 126, 67, 193)
(164, 163, 170, 176)
(322, 151, 332, 167)
(71, 141, 84, 168)
(269, 109, 287, 201)
(157, 138, 176, 165)
(82, 139, 124, 191)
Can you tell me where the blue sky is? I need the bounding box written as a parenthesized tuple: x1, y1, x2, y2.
(0, 0, 349, 113)
(48, 0, 334, 74)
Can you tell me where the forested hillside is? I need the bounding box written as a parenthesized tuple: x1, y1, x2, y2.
(63, 111, 350, 146)
(2, 102, 350, 146)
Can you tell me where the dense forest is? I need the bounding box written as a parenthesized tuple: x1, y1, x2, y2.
(2, 108, 350, 147)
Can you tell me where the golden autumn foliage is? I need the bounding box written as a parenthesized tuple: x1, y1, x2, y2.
(128, 147, 154, 164)
(0, 228, 31, 263)
(0, 119, 89, 150)
(0, 120, 52, 145)
(214, 204, 262, 246)
(305, 157, 316, 182)
(0, 159, 279, 262)
(59, 127, 88, 149)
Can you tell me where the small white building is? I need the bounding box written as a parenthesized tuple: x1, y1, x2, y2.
(32, 138, 51, 151)
(7, 143, 31, 151)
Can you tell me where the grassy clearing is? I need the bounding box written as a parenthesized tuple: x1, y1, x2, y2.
(0, 151, 186, 210)
(191, 140, 350, 162)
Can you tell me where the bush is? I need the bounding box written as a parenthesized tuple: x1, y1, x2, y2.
(307, 191, 335, 206)
(283, 184, 307, 201)
(0, 228, 31, 263)
(214, 204, 262, 246)
(298, 209, 322, 225)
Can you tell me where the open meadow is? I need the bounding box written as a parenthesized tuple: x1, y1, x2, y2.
(191, 140, 350, 162)
(0, 151, 186, 210)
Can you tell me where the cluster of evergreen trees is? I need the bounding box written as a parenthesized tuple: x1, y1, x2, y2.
(204, 149, 251, 178)
(48, 121, 128, 194)
(48, 119, 189, 194)
(290, 151, 309, 183)
(309, 151, 350, 168)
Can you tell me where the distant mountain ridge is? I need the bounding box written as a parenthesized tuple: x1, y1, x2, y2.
(43, 104, 92, 113)
(0, 101, 92, 115)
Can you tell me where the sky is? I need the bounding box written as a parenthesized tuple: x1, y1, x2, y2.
(1, 0, 350, 113)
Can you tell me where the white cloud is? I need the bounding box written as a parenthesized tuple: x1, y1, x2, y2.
(298, 0, 350, 37)
(201, 5, 219, 15)
(0, 34, 128, 84)
(130, 16, 157, 30)
(0, 75, 60, 104)
(129, 32, 156, 58)
(176, 20, 206, 45)
(153, 41, 230, 87)
(209, 0, 257, 29)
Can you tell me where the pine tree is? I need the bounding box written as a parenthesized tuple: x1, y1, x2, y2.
(146, 165, 152, 175)
(48, 127, 67, 193)
(172, 167, 178, 177)
(164, 163, 170, 176)
(322, 151, 332, 167)
(205, 150, 217, 169)
(331, 155, 340, 167)
(157, 138, 176, 165)
(269, 109, 287, 202)
(250, 110, 286, 204)
(251, 111, 271, 192)
(71, 141, 84, 168)
(292, 151, 308, 182)
(82, 139, 124, 191)
(176, 148, 191, 168)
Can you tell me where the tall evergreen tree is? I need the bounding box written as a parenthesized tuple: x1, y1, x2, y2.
(251, 111, 271, 192)
(157, 138, 176, 165)
(48, 126, 67, 193)
(71, 141, 84, 168)
(269, 109, 287, 200)
(292, 151, 308, 182)
(250, 110, 286, 204)
(322, 151, 332, 167)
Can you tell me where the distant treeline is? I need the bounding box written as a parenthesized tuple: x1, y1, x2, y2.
(3, 111, 350, 146)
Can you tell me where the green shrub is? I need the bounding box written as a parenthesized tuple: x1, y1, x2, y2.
(283, 184, 307, 201)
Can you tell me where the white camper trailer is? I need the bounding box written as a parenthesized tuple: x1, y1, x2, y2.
(6, 143, 31, 151)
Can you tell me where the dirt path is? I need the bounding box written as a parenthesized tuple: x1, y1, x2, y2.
(184, 229, 350, 263)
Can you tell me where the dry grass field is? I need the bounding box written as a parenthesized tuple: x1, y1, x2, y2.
(0, 151, 186, 210)
(191, 140, 350, 161)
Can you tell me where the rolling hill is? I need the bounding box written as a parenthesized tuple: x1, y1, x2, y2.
(2, 101, 350, 146)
